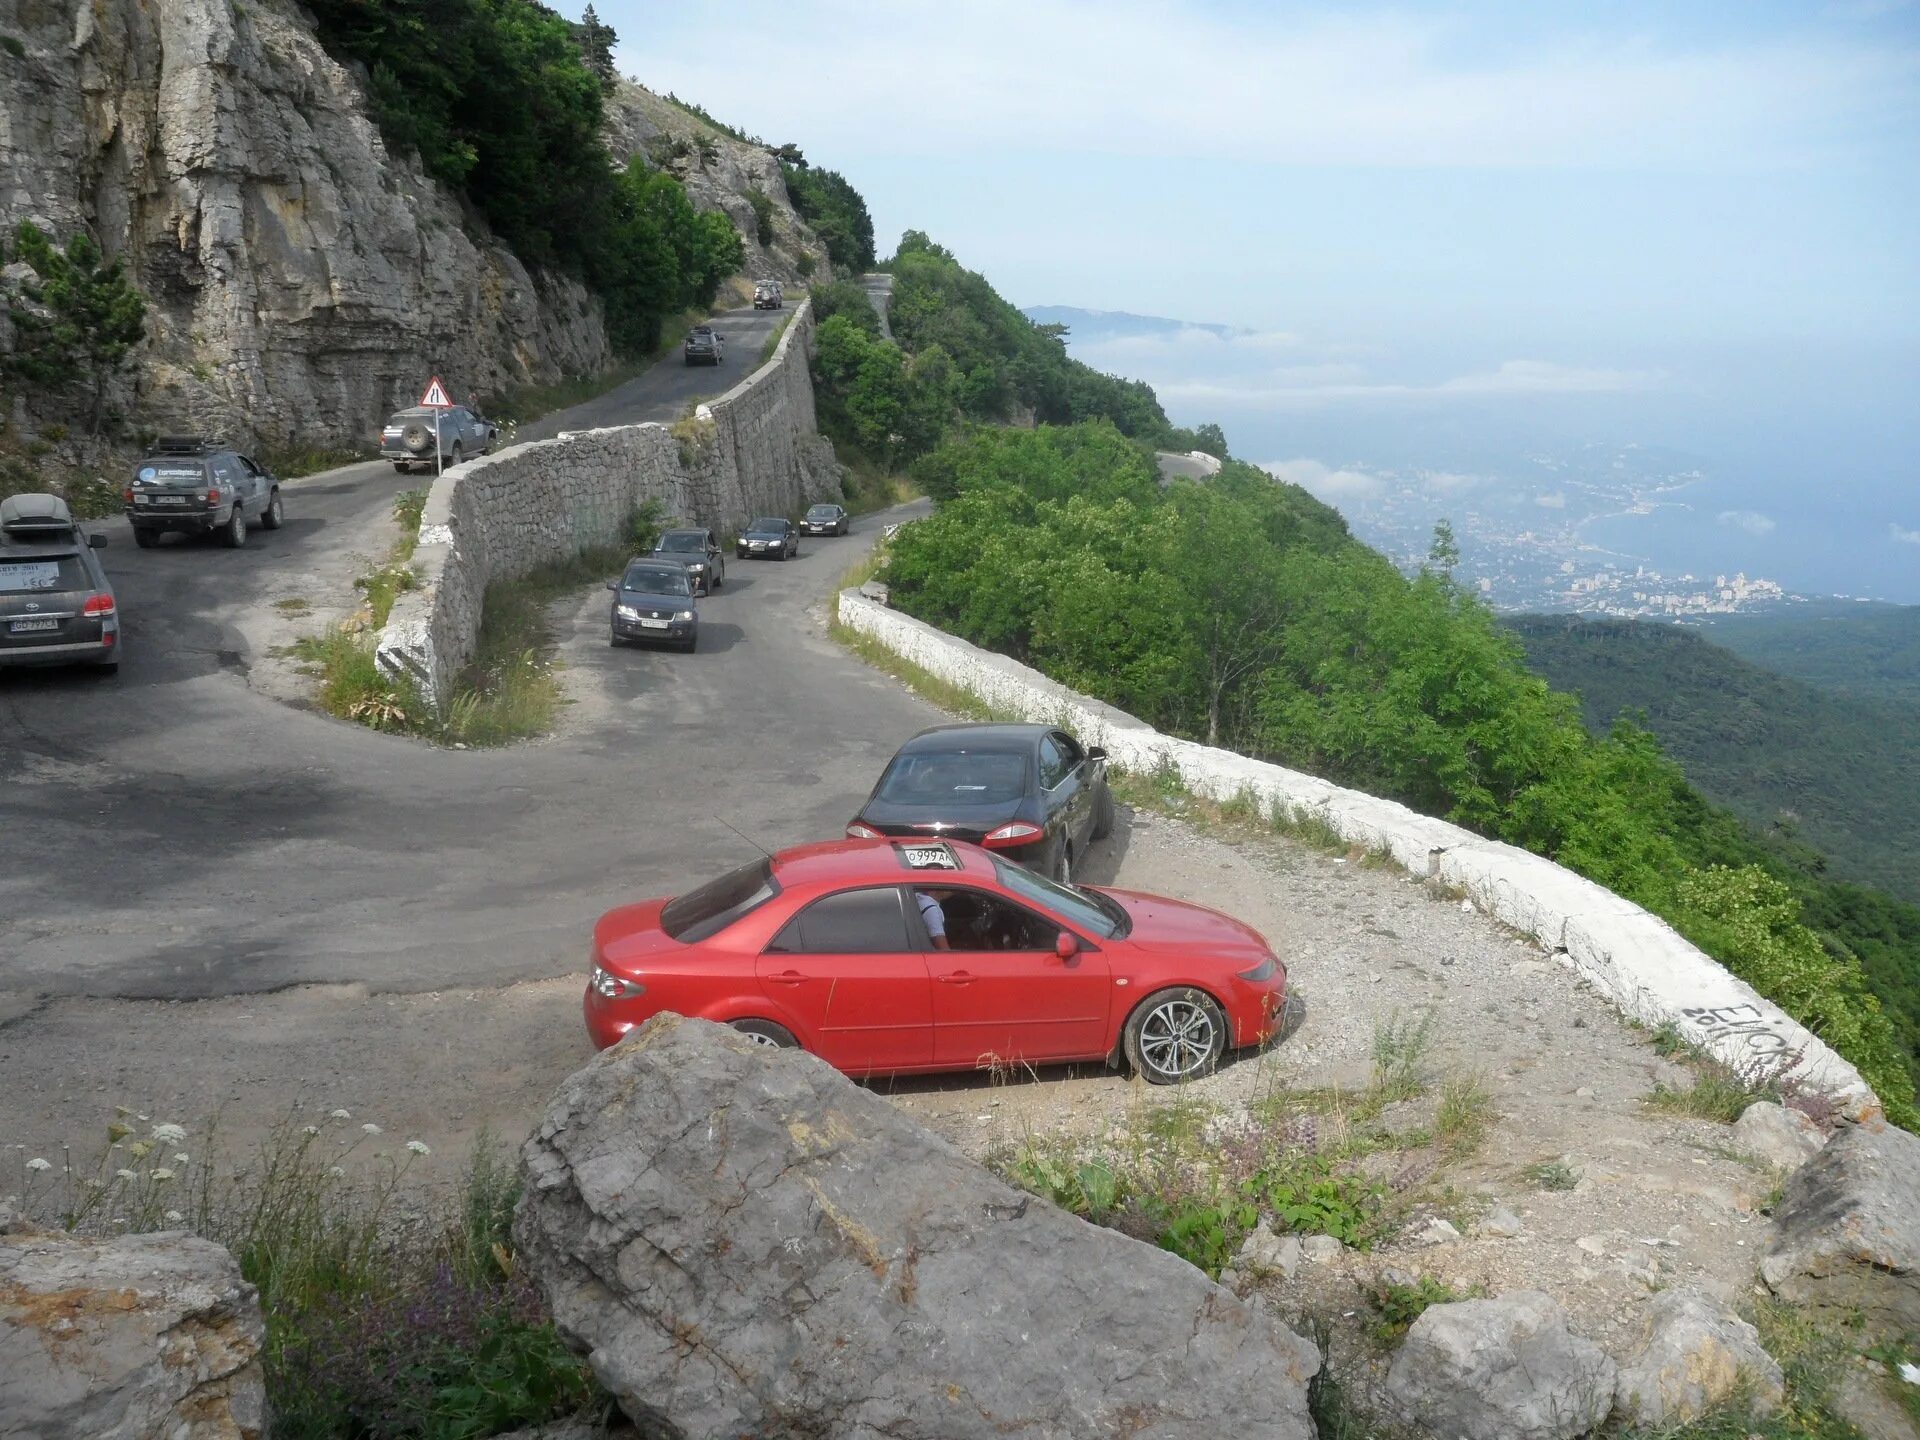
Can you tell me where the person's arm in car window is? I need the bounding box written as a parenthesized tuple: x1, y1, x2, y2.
(916, 891, 951, 950)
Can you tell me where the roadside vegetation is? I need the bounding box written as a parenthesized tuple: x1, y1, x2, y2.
(13, 1113, 603, 1439)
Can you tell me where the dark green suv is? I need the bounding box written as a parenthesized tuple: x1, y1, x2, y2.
(124, 437, 284, 548)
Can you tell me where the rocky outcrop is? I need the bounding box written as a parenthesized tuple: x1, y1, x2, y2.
(603, 82, 825, 285)
(0, 0, 610, 450)
(1732, 1100, 1827, 1172)
(1761, 1122, 1920, 1337)
(1612, 1289, 1784, 1427)
(1384, 1291, 1616, 1440)
(515, 1015, 1321, 1440)
(0, 1222, 266, 1438)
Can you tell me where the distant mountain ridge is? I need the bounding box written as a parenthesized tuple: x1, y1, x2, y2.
(1507, 614, 1920, 906)
(1021, 305, 1243, 342)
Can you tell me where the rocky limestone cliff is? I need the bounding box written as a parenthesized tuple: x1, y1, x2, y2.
(0, 0, 617, 452)
(603, 81, 826, 285)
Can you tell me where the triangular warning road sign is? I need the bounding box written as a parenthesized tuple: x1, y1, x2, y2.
(419, 375, 453, 408)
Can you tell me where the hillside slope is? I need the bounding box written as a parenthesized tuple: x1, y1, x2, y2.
(1506, 616, 1920, 906)
(1703, 604, 1920, 709)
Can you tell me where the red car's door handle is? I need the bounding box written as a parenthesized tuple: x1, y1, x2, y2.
(934, 971, 976, 985)
(765, 970, 809, 985)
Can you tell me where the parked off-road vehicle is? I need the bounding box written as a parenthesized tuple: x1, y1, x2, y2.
(123, 437, 284, 549)
(380, 406, 496, 474)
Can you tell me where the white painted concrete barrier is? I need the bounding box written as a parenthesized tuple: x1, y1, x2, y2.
(837, 588, 1882, 1120)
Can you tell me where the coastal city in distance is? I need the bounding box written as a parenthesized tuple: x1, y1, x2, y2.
(1301, 440, 1832, 619)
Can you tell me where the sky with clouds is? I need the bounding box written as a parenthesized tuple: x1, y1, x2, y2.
(597, 0, 1920, 599)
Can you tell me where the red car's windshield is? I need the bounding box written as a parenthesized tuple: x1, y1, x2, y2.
(991, 855, 1127, 938)
(661, 858, 779, 942)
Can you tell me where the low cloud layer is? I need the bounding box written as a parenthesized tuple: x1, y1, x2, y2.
(1718, 509, 1779, 536)
(1263, 458, 1386, 502)
(1892, 522, 1920, 545)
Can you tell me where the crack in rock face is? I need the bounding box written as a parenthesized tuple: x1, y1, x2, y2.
(513, 1014, 1321, 1440)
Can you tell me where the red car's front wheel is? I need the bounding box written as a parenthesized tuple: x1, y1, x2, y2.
(1124, 987, 1228, 1084)
(729, 1018, 798, 1050)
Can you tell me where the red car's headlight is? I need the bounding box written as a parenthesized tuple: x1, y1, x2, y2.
(1237, 957, 1278, 982)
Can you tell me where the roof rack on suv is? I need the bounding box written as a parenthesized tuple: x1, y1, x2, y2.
(0, 492, 79, 538)
(152, 436, 222, 456)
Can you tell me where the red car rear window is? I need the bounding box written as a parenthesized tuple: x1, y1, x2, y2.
(660, 858, 780, 943)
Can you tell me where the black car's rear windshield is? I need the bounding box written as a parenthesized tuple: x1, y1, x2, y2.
(0, 554, 88, 594)
(656, 532, 705, 551)
(748, 517, 783, 531)
(876, 749, 1029, 805)
(661, 858, 781, 943)
(621, 564, 691, 595)
(133, 462, 207, 486)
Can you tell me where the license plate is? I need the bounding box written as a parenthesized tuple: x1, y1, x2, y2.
(152, 495, 188, 505)
(9, 618, 59, 633)
(639, 618, 669, 630)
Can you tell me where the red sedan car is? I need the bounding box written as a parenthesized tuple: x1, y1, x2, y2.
(585, 838, 1290, 1084)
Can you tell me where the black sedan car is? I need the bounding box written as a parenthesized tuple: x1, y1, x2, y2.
(607, 559, 698, 652)
(0, 493, 119, 673)
(735, 517, 798, 560)
(846, 723, 1114, 884)
(801, 503, 850, 536)
(650, 527, 725, 595)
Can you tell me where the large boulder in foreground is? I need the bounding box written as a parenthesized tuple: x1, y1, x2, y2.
(1612, 1288, 1784, 1427)
(1384, 1291, 1615, 1440)
(1760, 1122, 1920, 1337)
(0, 1223, 266, 1439)
(515, 1015, 1320, 1440)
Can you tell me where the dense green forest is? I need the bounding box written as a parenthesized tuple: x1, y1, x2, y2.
(823, 236, 1920, 1122)
(1507, 616, 1920, 905)
(780, 162, 875, 273)
(304, 0, 748, 353)
(1703, 605, 1920, 709)
(808, 234, 1226, 471)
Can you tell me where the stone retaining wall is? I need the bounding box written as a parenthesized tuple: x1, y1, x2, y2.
(375, 301, 839, 703)
(836, 588, 1882, 1120)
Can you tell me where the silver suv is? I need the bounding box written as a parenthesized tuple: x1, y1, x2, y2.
(124, 437, 284, 549)
(381, 406, 497, 474)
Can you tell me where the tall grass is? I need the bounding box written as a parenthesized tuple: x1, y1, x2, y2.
(14, 1113, 602, 1439)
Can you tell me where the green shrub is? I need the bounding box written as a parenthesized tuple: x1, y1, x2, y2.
(781, 162, 874, 271)
(746, 186, 775, 247)
(795, 251, 818, 278)
(1366, 1273, 1463, 1341)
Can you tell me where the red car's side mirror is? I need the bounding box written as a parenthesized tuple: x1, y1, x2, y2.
(1055, 931, 1079, 960)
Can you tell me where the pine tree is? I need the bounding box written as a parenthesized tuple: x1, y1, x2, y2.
(4, 222, 146, 433)
(575, 5, 617, 93)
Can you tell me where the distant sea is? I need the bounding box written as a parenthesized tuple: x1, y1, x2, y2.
(1032, 308, 1920, 606)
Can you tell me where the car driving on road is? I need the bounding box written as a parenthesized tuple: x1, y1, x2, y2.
(847, 724, 1114, 884)
(0, 493, 119, 673)
(735, 516, 798, 560)
(649, 527, 725, 595)
(380, 406, 495, 474)
(607, 559, 699, 652)
(684, 326, 725, 366)
(123, 437, 284, 549)
(753, 282, 782, 310)
(582, 838, 1290, 1084)
(800, 503, 849, 536)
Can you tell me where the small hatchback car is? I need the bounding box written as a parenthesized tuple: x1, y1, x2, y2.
(124, 437, 283, 549)
(0, 493, 119, 672)
(584, 838, 1292, 1084)
(607, 558, 698, 651)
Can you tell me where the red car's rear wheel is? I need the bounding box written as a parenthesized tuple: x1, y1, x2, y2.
(729, 1018, 797, 1050)
(1124, 987, 1227, 1084)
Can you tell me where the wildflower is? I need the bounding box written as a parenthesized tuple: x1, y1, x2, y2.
(128, 1141, 152, 1159)
(114, 1168, 137, 1181)
(406, 1140, 431, 1156)
(150, 1168, 175, 1181)
(328, 1166, 344, 1177)
(25, 1158, 51, 1173)
(150, 1123, 187, 1145)
(163, 1210, 184, 1224)
(83, 1178, 103, 1189)
(173, 1153, 190, 1165)
(329, 1109, 351, 1120)
(361, 1123, 382, 1136)
(107, 1122, 132, 1142)
(303, 1125, 320, 1137)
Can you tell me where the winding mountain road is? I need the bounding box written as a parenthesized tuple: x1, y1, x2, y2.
(0, 301, 973, 1007)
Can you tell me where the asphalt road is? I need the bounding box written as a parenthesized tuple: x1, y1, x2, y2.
(0, 302, 947, 1004)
